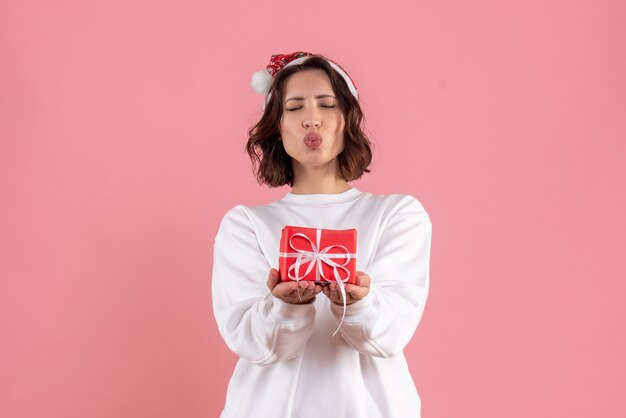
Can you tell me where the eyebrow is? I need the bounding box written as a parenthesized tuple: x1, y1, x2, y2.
(284, 94, 336, 104)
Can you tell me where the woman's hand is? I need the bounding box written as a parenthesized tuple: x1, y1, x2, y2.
(266, 268, 322, 305)
(321, 271, 371, 305)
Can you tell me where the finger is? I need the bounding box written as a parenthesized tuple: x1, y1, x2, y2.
(271, 284, 283, 298)
(358, 273, 371, 288)
(267, 268, 280, 291)
(335, 283, 358, 304)
(345, 283, 357, 296)
(292, 282, 315, 304)
(280, 281, 295, 295)
(306, 282, 317, 297)
(348, 285, 369, 301)
(331, 288, 348, 305)
(301, 281, 311, 290)
(299, 282, 310, 298)
(346, 282, 364, 293)
(296, 285, 305, 302)
(329, 283, 339, 301)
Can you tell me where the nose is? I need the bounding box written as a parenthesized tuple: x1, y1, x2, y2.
(303, 118, 321, 129)
(302, 108, 321, 128)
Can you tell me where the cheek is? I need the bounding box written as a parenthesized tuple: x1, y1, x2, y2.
(335, 111, 346, 128)
(280, 115, 296, 133)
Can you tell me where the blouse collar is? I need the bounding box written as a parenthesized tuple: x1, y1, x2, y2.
(278, 187, 364, 205)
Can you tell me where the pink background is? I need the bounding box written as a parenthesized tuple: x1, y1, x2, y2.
(1, 1, 625, 417)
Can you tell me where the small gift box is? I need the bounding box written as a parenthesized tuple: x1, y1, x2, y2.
(278, 226, 357, 285)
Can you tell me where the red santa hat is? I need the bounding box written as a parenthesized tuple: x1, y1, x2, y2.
(250, 51, 359, 108)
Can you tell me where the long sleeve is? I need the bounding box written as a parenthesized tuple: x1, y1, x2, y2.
(211, 205, 316, 366)
(329, 197, 432, 358)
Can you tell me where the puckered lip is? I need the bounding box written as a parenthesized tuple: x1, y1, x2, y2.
(303, 132, 322, 142)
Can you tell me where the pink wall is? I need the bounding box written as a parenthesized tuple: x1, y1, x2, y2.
(1, 1, 625, 417)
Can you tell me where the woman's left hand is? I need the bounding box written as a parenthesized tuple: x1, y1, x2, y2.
(321, 271, 371, 305)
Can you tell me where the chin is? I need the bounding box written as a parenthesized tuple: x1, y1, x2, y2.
(298, 154, 339, 167)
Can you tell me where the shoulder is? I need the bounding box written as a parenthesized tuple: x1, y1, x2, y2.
(366, 193, 433, 244)
(216, 201, 279, 234)
(360, 191, 432, 234)
(364, 190, 429, 216)
(219, 204, 248, 223)
(215, 204, 255, 238)
(222, 199, 280, 221)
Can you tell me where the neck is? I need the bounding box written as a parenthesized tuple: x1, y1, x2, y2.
(291, 160, 350, 194)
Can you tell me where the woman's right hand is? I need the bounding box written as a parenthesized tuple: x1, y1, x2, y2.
(266, 268, 322, 305)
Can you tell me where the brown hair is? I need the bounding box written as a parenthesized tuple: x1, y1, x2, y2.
(245, 54, 374, 187)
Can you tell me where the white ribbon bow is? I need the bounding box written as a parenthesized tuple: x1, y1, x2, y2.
(279, 228, 356, 336)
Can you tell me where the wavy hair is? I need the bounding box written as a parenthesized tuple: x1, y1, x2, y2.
(245, 54, 374, 187)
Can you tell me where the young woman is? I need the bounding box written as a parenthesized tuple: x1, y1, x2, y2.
(211, 51, 433, 417)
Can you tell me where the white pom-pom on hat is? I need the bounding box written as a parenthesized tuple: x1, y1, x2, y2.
(250, 69, 272, 96)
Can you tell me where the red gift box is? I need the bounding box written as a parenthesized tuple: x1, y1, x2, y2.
(278, 226, 357, 285)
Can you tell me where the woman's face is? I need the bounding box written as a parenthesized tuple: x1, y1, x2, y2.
(279, 69, 346, 171)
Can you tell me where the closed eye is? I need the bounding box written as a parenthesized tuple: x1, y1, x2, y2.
(286, 105, 336, 111)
